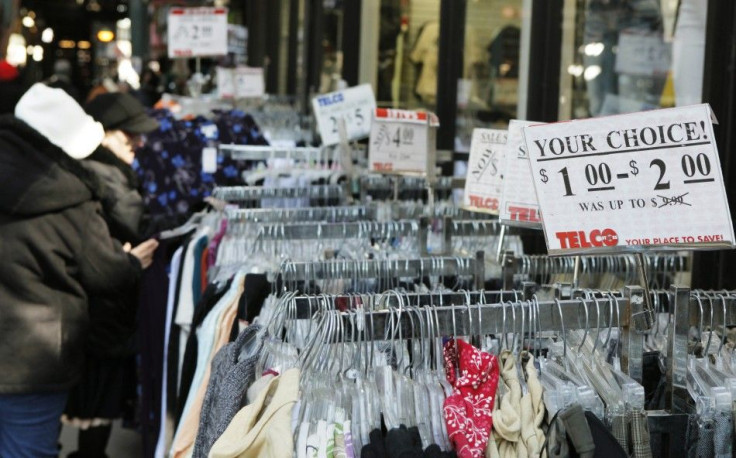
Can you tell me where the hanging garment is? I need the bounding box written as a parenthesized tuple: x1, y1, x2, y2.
(191, 324, 263, 458)
(170, 275, 243, 457)
(488, 351, 523, 457)
(546, 404, 594, 458)
(209, 368, 300, 458)
(443, 339, 500, 458)
(521, 356, 546, 457)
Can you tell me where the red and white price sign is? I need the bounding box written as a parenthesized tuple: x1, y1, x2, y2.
(168, 7, 228, 58)
(524, 104, 735, 255)
(234, 66, 265, 99)
(312, 84, 376, 146)
(500, 120, 544, 228)
(368, 109, 439, 176)
(463, 128, 508, 214)
(216, 67, 235, 99)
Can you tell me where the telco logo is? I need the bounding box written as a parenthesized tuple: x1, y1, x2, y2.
(555, 228, 618, 249)
(317, 93, 344, 107)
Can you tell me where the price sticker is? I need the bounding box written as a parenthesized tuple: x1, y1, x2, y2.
(312, 84, 376, 146)
(463, 128, 508, 214)
(234, 66, 265, 99)
(500, 120, 544, 228)
(168, 7, 228, 58)
(524, 104, 735, 254)
(202, 147, 218, 173)
(368, 108, 439, 176)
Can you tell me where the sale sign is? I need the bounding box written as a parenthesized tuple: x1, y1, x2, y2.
(500, 120, 544, 228)
(463, 128, 508, 214)
(312, 84, 376, 146)
(524, 104, 735, 254)
(168, 8, 228, 58)
(368, 109, 439, 176)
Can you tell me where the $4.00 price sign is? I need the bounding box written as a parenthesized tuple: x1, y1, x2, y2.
(312, 84, 376, 146)
(524, 104, 735, 254)
(369, 109, 439, 176)
(463, 128, 508, 214)
(500, 120, 544, 228)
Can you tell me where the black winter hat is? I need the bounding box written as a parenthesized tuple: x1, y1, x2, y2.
(85, 92, 159, 134)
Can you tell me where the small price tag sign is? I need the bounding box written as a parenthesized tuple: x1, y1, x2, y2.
(216, 67, 235, 99)
(524, 104, 735, 254)
(500, 120, 544, 228)
(312, 84, 376, 146)
(234, 66, 265, 99)
(168, 7, 228, 58)
(463, 128, 508, 214)
(368, 108, 439, 176)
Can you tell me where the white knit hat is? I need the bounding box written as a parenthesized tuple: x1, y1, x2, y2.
(15, 83, 104, 160)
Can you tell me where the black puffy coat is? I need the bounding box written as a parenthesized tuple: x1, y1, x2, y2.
(81, 147, 146, 357)
(0, 116, 141, 393)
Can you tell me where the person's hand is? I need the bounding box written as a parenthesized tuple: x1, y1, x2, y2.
(129, 239, 159, 269)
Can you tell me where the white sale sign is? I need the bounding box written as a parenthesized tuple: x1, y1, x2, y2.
(368, 109, 439, 176)
(500, 120, 544, 228)
(463, 128, 508, 214)
(234, 66, 265, 99)
(524, 104, 735, 255)
(168, 7, 228, 58)
(312, 84, 376, 146)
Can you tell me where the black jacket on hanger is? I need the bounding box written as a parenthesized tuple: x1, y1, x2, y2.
(0, 116, 141, 393)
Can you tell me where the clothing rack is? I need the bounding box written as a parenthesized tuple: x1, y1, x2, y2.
(212, 185, 346, 203)
(278, 252, 486, 289)
(359, 175, 465, 202)
(666, 287, 736, 412)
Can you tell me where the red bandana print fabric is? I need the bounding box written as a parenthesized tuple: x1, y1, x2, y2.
(442, 339, 500, 458)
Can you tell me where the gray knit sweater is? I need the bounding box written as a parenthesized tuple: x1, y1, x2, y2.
(192, 324, 263, 458)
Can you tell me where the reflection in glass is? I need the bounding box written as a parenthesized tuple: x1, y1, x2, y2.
(560, 0, 707, 120)
(456, 0, 523, 152)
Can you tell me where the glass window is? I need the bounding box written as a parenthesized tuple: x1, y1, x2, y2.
(558, 0, 707, 120)
(375, 0, 441, 111)
(455, 0, 525, 152)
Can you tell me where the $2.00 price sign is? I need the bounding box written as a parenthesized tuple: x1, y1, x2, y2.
(168, 8, 228, 58)
(500, 120, 544, 228)
(368, 109, 439, 176)
(312, 84, 376, 146)
(524, 104, 735, 255)
(463, 129, 508, 214)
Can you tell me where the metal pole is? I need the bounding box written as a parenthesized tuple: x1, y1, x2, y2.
(633, 252, 654, 332)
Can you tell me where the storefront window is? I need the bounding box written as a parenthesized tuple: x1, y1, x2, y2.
(559, 0, 707, 120)
(375, 0, 441, 111)
(318, 0, 344, 94)
(455, 0, 524, 152)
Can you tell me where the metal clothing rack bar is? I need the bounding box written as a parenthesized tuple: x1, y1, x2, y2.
(218, 144, 324, 161)
(285, 286, 646, 380)
(279, 252, 485, 289)
(225, 206, 374, 223)
(287, 289, 525, 319)
(252, 220, 422, 241)
(212, 185, 346, 202)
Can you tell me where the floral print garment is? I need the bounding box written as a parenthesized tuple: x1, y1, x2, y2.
(443, 338, 500, 458)
(133, 108, 269, 225)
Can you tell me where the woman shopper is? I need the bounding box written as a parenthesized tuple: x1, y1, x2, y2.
(62, 92, 160, 458)
(0, 83, 157, 458)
